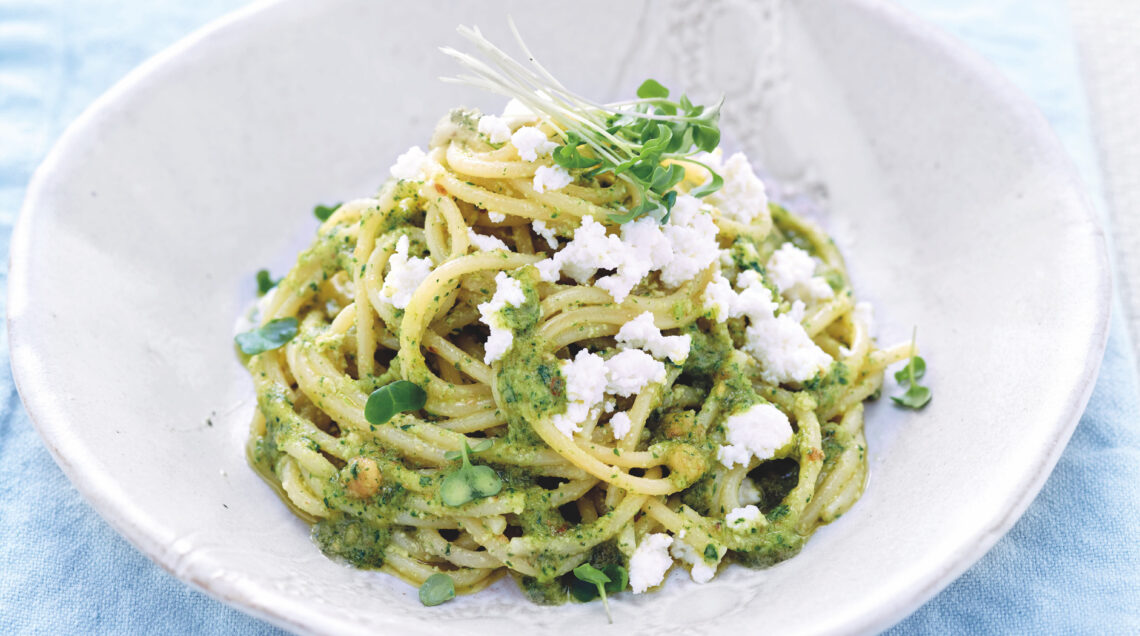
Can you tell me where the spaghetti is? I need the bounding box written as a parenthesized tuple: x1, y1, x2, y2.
(242, 107, 912, 603)
(240, 27, 917, 607)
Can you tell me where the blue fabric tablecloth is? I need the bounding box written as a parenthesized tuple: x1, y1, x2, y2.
(2, 1, 1137, 633)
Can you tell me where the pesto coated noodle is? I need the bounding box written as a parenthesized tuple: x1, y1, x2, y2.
(238, 25, 918, 608)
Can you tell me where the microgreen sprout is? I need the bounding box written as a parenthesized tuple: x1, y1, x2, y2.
(441, 21, 725, 223)
(440, 439, 501, 506)
(234, 317, 298, 355)
(419, 572, 456, 606)
(313, 202, 340, 222)
(892, 328, 932, 409)
(255, 269, 279, 296)
(570, 563, 628, 623)
(365, 380, 428, 426)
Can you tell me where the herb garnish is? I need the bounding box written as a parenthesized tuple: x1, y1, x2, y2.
(442, 23, 724, 223)
(419, 572, 456, 606)
(255, 269, 279, 296)
(440, 439, 501, 506)
(313, 203, 340, 222)
(892, 329, 932, 409)
(571, 563, 628, 623)
(365, 380, 428, 426)
(234, 317, 298, 355)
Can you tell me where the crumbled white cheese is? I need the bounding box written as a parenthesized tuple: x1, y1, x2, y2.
(702, 273, 737, 321)
(609, 412, 632, 440)
(476, 114, 512, 144)
(389, 146, 430, 182)
(467, 228, 509, 252)
(767, 243, 834, 302)
(725, 505, 762, 531)
(629, 533, 674, 593)
(739, 477, 762, 506)
(669, 539, 717, 584)
(536, 215, 625, 285)
(488, 211, 506, 223)
(701, 269, 831, 383)
(705, 151, 769, 226)
(604, 349, 666, 397)
(510, 126, 556, 162)
(533, 164, 573, 193)
(379, 235, 434, 309)
(616, 312, 691, 364)
(854, 301, 874, 334)
(717, 402, 795, 468)
(658, 194, 720, 287)
(477, 272, 526, 365)
(532, 220, 559, 249)
(744, 313, 832, 384)
(536, 200, 719, 303)
(550, 349, 609, 437)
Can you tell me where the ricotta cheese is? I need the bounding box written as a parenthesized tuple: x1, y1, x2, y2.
(536, 201, 719, 303)
(476, 114, 512, 144)
(701, 268, 832, 383)
(467, 228, 509, 252)
(725, 505, 763, 531)
(669, 539, 718, 584)
(487, 211, 506, 223)
(609, 412, 632, 440)
(510, 126, 556, 162)
(615, 312, 691, 364)
(705, 151, 769, 226)
(717, 402, 794, 468)
(550, 350, 609, 437)
(604, 349, 666, 397)
(532, 164, 572, 193)
(379, 235, 434, 309)
(766, 242, 834, 302)
(531, 220, 559, 249)
(389, 146, 430, 182)
(743, 313, 833, 385)
(629, 533, 674, 593)
(476, 272, 526, 365)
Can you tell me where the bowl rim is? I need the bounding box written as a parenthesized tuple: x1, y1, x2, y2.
(7, 0, 1111, 633)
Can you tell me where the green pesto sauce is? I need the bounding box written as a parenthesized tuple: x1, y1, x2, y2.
(312, 516, 393, 568)
(495, 269, 567, 448)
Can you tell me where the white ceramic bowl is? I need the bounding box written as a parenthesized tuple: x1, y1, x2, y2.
(8, 0, 1109, 634)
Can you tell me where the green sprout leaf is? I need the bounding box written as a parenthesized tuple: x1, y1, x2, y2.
(892, 329, 932, 410)
(234, 317, 298, 355)
(314, 203, 340, 222)
(365, 380, 428, 425)
(419, 573, 456, 606)
(571, 563, 627, 623)
(893, 356, 926, 384)
(441, 26, 725, 225)
(440, 441, 502, 506)
(255, 269, 279, 296)
(636, 78, 669, 99)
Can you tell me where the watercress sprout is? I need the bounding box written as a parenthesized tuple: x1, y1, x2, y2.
(441, 22, 724, 224)
(892, 329, 932, 409)
(255, 269, 279, 296)
(313, 202, 340, 222)
(365, 380, 428, 426)
(440, 440, 501, 506)
(419, 572, 456, 606)
(571, 563, 628, 623)
(234, 317, 298, 355)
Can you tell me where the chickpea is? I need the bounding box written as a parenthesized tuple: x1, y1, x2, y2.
(345, 456, 383, 499)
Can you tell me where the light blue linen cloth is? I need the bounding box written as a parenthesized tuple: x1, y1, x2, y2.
(1, 1, 1137, 633)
